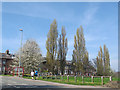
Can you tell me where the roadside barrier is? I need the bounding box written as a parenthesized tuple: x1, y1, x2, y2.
(41, 75, 112, 85)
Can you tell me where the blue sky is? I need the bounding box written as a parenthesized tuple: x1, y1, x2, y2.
(2, 2, 118, 71)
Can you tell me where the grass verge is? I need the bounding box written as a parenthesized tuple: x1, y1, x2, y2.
(23, 76, 119, 86)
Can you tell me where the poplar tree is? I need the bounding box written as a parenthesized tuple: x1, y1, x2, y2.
(57, 26, 68, 75)
(71, 50, 77, 75)
(83, 51, 89, 72)
(46, 19, 58, 74)
(72, 26, 88, 75)
(103, 44, 110, 75)
(97, 45, 111, 76)
(96, 56, 100, 75)
(97, 46, 104, 76)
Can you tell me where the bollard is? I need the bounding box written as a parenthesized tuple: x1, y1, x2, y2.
(67, 75, 69, 82)
(82, 76, 84, 83)
(75, 76, 77, 83)
(91, 76, 93, 83)
(109, 76, 112, 82)
(101, 76, 103, 85)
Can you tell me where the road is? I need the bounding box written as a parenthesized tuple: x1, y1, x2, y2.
(1, 76, 118, 90)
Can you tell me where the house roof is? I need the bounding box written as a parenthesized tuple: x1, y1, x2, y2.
(0, 53, 14, 60)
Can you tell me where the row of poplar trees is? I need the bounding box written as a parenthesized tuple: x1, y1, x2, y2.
(46, 19, 111, 76)
(72, 26, 91, 75)
(96, 45, 111, 76)
(46, 19, 68, 75)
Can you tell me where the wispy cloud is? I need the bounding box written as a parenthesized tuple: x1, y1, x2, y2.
(81, 3, 99, 26)
(3, 3, 99, 25)
(3, 3, 78, 23)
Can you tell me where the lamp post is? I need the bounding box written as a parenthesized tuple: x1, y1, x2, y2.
(19, 29, 23, 76)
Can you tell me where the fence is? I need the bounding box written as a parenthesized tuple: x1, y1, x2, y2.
(42, 75, 112, 85)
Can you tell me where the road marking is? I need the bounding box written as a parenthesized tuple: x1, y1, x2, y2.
(7, 84, 12, 85)
(20, 83, 28, 85)
(11, 81, 17, 84)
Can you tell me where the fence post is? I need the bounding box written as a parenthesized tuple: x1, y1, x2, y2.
(55, 75, 57, 79)
(91, 76, 93, 83)
(61, 75, 63, 81)
(75, 76, 77, 83)
(51, 75, 53, 79)
(67, 75, 69, 82)
(82, 76, 84, 83)
(109, 76, 112, 82)
(101, 76, 103, 85)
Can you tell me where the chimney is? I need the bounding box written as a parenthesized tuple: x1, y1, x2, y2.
(6, 50, 9, 54)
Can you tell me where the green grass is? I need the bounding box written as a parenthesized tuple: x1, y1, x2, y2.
(0, 74, 13, 76)
(37, 76, 119, 86)
(4, 74, 118, 86)
(23, 76, 32, 79)
(37, 76, 101, 86)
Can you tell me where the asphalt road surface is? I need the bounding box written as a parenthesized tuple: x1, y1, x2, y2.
(1, 76, 119, 90)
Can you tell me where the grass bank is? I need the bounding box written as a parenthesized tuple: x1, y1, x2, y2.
(23, 75, 119, 86)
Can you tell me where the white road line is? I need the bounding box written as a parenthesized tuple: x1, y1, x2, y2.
(11, 81, 17, 84)
(20, 83, 28, 85)
(7, 84, 12, 85)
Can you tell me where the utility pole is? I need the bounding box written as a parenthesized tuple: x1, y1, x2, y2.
(19, 29, 23, 76)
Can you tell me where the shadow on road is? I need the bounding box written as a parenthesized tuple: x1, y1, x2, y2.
(2, 85, 119, 90)
(2, 85, 61, 88)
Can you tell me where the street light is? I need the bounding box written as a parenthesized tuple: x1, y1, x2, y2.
(19, 29, 23, 67)
(19, 29, 23, 76)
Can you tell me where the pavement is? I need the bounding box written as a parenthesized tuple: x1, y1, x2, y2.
(1, 76, 119, 90)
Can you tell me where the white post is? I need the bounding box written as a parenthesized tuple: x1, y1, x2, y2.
(109, 76, 112, 82)
(82, 76, 84, 83)
(91, 76, 93, 83)
(61, 75, 63, 81)
(55, 75, 57, 79)
(75, 76, 77, 83)
(67, 75, 69, 82)
(101, 76, 103, 85)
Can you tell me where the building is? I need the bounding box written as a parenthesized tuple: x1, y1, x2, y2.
(64, 60, 96, 76)
(0, 50, 15, 75)
(64, 60, 73, 75)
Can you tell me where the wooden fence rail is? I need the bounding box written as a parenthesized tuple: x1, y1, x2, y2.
(43, 75, 112, 85)
(65, 75, 112, 85)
